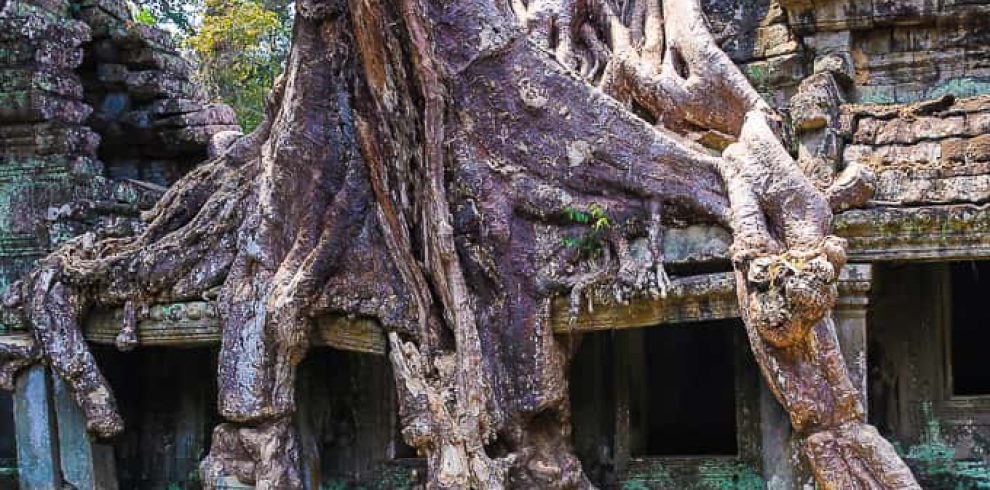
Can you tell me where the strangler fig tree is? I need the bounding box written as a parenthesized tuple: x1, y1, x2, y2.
(0, 0, 919, 487)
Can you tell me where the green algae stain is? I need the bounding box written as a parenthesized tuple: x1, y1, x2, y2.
(698, 461, 765, 490)
(924, 78, 990, 101)
(858, 77, 990, 105)
(620, 461, 763, 489)
(901, 402, 990, 489)
(621, 481, 653, 490)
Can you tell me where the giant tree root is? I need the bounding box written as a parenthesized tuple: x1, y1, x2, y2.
(0, 0, 918, 488)
(200, 419, 303, 489)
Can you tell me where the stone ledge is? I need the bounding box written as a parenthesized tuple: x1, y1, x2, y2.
(0, 265, 866, 356)
(836, 203, 990, 261)
(84, 304, 388, 354)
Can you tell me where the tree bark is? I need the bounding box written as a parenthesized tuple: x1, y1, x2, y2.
(1, 0, 919, 488)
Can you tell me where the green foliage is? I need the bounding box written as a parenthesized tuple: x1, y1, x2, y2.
(132, 4, 158, 26)
(562, 203, 612, 259)
(129, 0, 202, 34)
(185, 0, 291, 131)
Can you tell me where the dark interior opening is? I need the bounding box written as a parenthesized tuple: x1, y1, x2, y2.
(0, 391, 15, 469)
(569, 331, 617, 486)
(569, 320, 742, 484)
(950, 261, 990, 396)
(94, 345, 413, 488)
(630, 320, 739, 456)
(296, 348, 413, 485)
(94, 345, 221, 489)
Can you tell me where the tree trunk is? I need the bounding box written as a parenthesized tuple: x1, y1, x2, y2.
(1, 0, 920, 488)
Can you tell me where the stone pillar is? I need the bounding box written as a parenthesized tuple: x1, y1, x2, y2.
(12, 362, 119, 489)
(13, 365, 60, 490)
(52, 377, 119, 490)
(833, 263, 871, 412)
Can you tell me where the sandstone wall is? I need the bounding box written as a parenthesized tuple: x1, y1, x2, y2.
(0, 0, 238, 310)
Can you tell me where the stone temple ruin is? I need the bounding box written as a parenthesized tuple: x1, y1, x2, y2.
(0, 0, 989, 488)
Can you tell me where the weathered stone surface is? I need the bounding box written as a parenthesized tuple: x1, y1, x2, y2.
(0, 0, 238, 320)
(154, 105, 238, 128)
(125, 70, 198, 100)
(0, 68, 84, 100)
(0, 14, 89, 46)
(835, 203, 990, 261)
(839, 95, 990, 204)
(791, 72, 843, 131)
(207, 130, 243, 158)
(13, 365, 60, 490)
(0, 123, 100, 157)
(724, 22, 800, 61)
(146, 98, 205, 116)
(0, 91, 92, 124)
(782, 0, 990, 104)
(77, 0, 130, 24)
(742, 52, 806, 89)
(154, 125, 242, 153)
(782, 0, 990, 34)
(0, 39, 85, 71)
(119, 47, 195, 76)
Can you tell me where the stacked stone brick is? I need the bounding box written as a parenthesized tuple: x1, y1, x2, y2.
(781, 0, 990, 104)
(0, 0, 239, 317)
(703, 0, 807, 104)
(76, 0, 238, 184)
(0, 0, 99, 299)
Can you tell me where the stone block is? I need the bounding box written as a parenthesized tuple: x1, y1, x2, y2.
(146, 97, 204, 116)
(15, 0, 72, 16)
(813, 52, 854, 79)
(742, 52, 806, 89)
(0, 15, 90, 46)
(783, 0, 876, 34)
(805, 30, 851, 54)
(790, 72, 843, 132)
(119, 46, 195, 76)
(0, 90, 92, 124)
(942, 134, 990, 164)
(724, 22, 800, 62)
(208, 130, 244, 158)
(872, 0, 935, 26)
(853, 115, 968, 145)
(0, 123, 100, 157)
(78, 0, 131, 23)
(0, 39, 85, 71)
(154, 124, 241, 155)
(0, 68, 84, 100)
(125, 70, 199, 100)
(52, 377, 118, 490)
(154, 104, 238, 128)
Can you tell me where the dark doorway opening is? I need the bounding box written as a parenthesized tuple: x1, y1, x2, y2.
(95, 345, 221, 489)
(0, 390, 15, 487)
(629, 320, 739, 457)
(950, 261, 990, 396)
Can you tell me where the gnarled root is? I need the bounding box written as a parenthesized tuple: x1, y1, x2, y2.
(200, 418, 303, 490)
(506, 409, 592, 489)
(0, 333, 38, 391)
(23, 266, 124, 438)
(388, 333, 508, 489)
(741, 238, 844, 348)
(804, 423, 920, 489)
